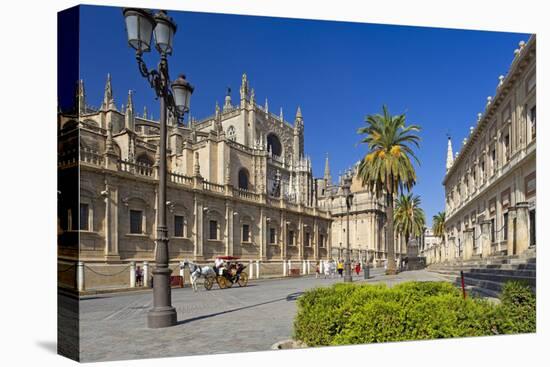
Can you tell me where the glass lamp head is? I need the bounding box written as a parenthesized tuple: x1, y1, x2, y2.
(153, 10, 177, 55)
(123, 8, 155, 53)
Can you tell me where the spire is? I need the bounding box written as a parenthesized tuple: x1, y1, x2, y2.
(143, 105, 147, 119)
(240, 73, 249, 103)
(279, 107, 283, 121)
(105, 121, 115, 154)
(101, 73, 116, 111)
(264, 98, 269, 113)
(77, 79, 86, 114)
(194, 152, 201, 176)
(446, 136, 454, 172)
(296, 106, 302, 120)
(224, 86, 232, 111)
(324, 152, 332, 184)
(125, 90, 134, 130)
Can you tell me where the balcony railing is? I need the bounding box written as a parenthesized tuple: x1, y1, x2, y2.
(202, 180, 225, 193)
(233, 187, 260, 201)
(119, 159, 153, 177)
(80, 147, 104, 166)
(169, 172, 193, 186)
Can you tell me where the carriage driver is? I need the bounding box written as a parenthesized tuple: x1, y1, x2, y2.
(214, 257, 225, 276)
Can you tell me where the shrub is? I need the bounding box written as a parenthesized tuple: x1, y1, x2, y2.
(493, 281, 536, 334)
(293, 280, 536, 346)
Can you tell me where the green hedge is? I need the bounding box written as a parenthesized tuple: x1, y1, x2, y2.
(294, 281, 535, 346)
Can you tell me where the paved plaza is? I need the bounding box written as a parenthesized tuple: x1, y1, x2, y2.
(61, 269, 450, 362)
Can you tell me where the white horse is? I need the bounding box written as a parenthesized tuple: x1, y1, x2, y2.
(181, 260, 215, 291)
(324, 260, 336, 279)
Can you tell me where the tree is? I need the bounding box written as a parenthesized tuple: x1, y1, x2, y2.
(432, 211, 446, 261)
(394, 193, 426, 248)
(432, 211, 446, 240)
(357, 105, 421, 275)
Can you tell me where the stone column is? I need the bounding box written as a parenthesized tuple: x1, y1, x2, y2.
(77, 261, 85, 292)
(480, 220, 492, 258)
(249, 260, 254, 279)
(104, 184, 120, 261)
(143, 261, 150, 287)
(283, 260, 287, 276)
(225, 201, 233, 256)
(280, 212, 286, 260)
(260, 207, 266, 260)
(194, 197, 204, 259)
(515, 202, 530, 255)
(463, 228, 474, 260)
(507, 207, 517, 256)
(130, 261, 136, 288)
(256, 260, 260, 279)
(313, 219, 319, 260)
(288, 260, 292, 275)
(298, 216, 303, 260)
(302, 260, 306, 275)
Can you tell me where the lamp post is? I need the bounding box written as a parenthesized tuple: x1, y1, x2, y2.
(123, 8, 194, 328)
(342, 173, 353, 282)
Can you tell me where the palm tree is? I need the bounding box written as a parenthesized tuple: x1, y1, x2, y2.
(432, 211, 446, 261)
(432, 211, 446, 240)
(394, 193, 426, 249)
(357, 105, 421, 275)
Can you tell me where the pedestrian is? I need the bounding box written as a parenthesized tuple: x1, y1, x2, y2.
(337, 259, 344, 277)
(315, 262, 320, 278)
(355, 262, 361, 276)
(135, 265, 143, 287)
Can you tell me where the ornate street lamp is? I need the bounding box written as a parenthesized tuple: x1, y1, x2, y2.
(342, 173, 354, 282)
(123, 8, 194, 329)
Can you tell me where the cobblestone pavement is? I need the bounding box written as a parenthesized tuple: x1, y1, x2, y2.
(67, 269, 449, 362)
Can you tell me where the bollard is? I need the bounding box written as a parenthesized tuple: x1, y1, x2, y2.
(320, 260, 324, 274)
(179, 261, 184, 278)
(283, 260, 287, 276)
(130, 261, 136, 288)
(302, 260, 306, 275)
(77, 261, 85, 292)
(249, 261, 254, 279)
(256, 260, 260, 279)
(143, 261, 150, 287)
(364, 263, 369, 279)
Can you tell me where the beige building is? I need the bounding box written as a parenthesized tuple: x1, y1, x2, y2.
(316, 162, 403, 267)
(420, 228, 442, 265)
(441, 37, 536, 263)
(58, 73, 333, 279)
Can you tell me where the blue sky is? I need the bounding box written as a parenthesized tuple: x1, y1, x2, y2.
(78, 5, 531, 226)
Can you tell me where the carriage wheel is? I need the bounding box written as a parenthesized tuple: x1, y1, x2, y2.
(204, 275, 214, 290)
(238, 272, 248, 287)
(226, 278, 233, 288)
(217, 276, 227, 289)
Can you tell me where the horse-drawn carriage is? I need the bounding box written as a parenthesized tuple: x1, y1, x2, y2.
(205, 256, 249, 290)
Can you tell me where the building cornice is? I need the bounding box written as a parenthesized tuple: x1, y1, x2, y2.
(443, 35, 536, 185)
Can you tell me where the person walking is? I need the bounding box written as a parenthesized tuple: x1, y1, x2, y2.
(315, 262, 320, 278)
(337, 259, 344, 277)
(135, 265, 143, 287)
(355, 262, 361, 276)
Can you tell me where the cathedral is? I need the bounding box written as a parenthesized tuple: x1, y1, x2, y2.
(58, 72, 391, 287)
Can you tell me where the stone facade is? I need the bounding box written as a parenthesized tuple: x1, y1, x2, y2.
(440, 37, 536, 263)
(316, 161, 391, 267)
(58, 73, 332, 267)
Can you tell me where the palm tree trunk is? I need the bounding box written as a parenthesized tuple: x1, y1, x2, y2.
(386, 191, 396, 275)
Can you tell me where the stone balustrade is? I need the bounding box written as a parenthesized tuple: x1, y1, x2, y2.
(169, 172, 193, 186)
(202, 180, 225, 193)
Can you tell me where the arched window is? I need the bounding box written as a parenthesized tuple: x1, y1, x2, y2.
(136, 153, 153, 166)
(227, 125, 236, 141)
(266, 133, 282, 156)
(238, 168, 249, 190)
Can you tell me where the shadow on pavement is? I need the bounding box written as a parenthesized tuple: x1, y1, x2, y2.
(176, 291, 301, 326)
